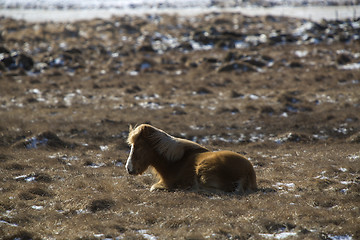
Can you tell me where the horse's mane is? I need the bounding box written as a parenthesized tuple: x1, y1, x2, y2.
(127, 124, 208, 162)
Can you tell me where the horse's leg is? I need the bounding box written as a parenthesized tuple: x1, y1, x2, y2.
(197, 171, 225, 193)
(150, 181, 167, 192)
(234, 179, 245, 194)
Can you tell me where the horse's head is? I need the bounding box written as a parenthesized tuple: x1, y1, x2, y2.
(125, 125, 154, 175)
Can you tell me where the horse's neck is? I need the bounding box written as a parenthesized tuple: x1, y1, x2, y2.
(150, 153, 174, 180)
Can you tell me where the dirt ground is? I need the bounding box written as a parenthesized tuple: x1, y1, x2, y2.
(0, 12, 360, 240)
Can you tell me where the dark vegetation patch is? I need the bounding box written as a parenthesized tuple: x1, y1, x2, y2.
(89, 199, 115, 212)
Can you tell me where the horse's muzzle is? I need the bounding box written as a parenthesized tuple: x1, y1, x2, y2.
(127, 167, 136, 175)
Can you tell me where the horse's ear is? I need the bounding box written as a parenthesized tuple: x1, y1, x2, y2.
(129, 124, 133, 132)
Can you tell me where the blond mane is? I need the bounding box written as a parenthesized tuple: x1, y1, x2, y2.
(127, 124, 208, 162)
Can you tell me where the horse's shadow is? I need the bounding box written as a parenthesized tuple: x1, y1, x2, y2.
(153, 187, 277, 198)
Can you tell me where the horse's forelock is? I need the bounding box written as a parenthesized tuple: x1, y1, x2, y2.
(127, 124, 145, 145)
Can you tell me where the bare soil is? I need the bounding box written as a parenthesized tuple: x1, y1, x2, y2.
(0, 12, 359, 240)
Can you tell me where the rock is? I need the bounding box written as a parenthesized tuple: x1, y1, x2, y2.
(120, 24, 140, 34)
(17, 54, 34, 71)
(138, 44, 155, 52)
(218, 62, 255, 72)
(224, 52, 237, 62)
(244, 58, 266, 67)
(347, 132, 360, 143)
(278, 92, 301, 104)
(217, 107, 239, 114)
(289, 61, 303, 68)
(1, 56, 16, 70)
(275, 132, 312, 143)
(195, 87, 212, 95)
(192, 31, 212, 45)
(177, 42, 193, 51)
(64, 48, 82, 54)
(28, 187, 53, 197)
(231, 90, 244, 98)
(125, 85, 142, 94)
(0, 61, 6, 71)
(0, 46, 10, 54)
(12, 131, 75, 149)
(337, 54, 351, 65)
(172, 108, 187, 115)
(260, 106, 275, 115)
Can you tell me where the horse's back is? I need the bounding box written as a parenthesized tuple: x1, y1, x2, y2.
(195, 150, 257, 193)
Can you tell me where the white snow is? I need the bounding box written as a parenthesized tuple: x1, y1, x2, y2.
(31, 205, 44, 210)
(294, 50, 308, 58)
(138, 230, 157, 240)
(1, 2, 359, 22)
(100, 145, 109, 151)
(328, 234, 353, 240)
(339, 63, 360, 70)
(259, 232, 297, 239)
(340, 181, 353, 185)
(0, 220, 18, 227)
(273, 182, 295, 190)
(347, 154, 360, 160)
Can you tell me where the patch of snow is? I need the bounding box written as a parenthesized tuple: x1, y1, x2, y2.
(312, 133, 329, 140)
(294, 50, 308, 58)
(25, 136, 49, 149)
(87, 162, 106, 168)
(314, 170, 328, 180)
(339, 63, 360, 70)
(14, 174, 28, 180)
(25, 176, 36, 182)
(93, 233, 104, 238)
(31, 205, 44, 210)
(190, 41, 214, 51)
(138, 101, 164, 110)
(64, 93, 76, 107)
(0, 220, 18, 227)
(347, 154, 359, 160)
(14, 174, 37, 182)
(129, 70, 139, 76)
(29, 88, 41, 95)
(340, 188, 349, 194)
(249, 94, 259, 100)
(293, 22, 314, 36)
(328, 234, 353, 240)
(114, 161, 124, 167)
(259, 232, 297, 239)
(280, 112, 288, 118)
(340, 181, 353, 185)
(100, 145, 109, 151)
(273, 182, 295, 190)
(76, 209, 89, 214)
(138, 230, 157, 240)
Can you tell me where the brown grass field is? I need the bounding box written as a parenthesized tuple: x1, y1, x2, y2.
(0, 11, 360, 240)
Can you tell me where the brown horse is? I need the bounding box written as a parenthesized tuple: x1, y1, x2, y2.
(125, 124, 257, 193)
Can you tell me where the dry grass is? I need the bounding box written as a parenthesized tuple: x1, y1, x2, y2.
(1, 11, 359, 240)
(1, 141, 359, 239)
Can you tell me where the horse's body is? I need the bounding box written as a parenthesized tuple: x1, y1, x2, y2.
(125, 124, 257, 193)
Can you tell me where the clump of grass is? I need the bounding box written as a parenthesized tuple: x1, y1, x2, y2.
(88, 199, 115, 212)
(3, 230, 40, 240)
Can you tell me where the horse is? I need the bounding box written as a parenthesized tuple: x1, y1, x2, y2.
(125, 124, 257, 194)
